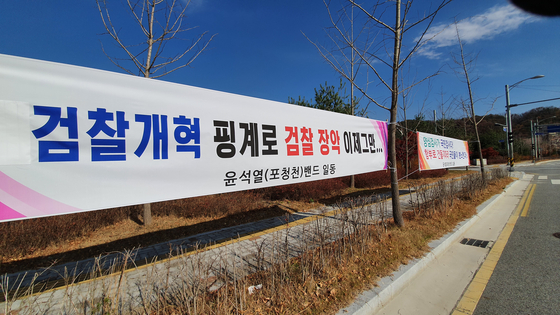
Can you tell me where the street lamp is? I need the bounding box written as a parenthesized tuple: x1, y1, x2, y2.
(505, 75, 545, 170)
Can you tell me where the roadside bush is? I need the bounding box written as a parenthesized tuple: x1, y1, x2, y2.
(488, 155, 507, 165)
(515, 154, 532, 162)
(0, 207, 132, 260)
(409, 168, 448, 179)
(354, 170, 394, 188)
(0, 191, 265, 263)
(408, 169, 506, 217)
(259, 177, 348, 201)
(152, 191, 263, 218)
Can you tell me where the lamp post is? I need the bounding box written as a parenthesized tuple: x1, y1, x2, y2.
(505, 75, 545, 170)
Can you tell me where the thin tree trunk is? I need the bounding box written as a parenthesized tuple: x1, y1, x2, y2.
(315, 0, 450, 228)
(457, 25, 485, 181)
(350, 3, 356, 189)
(142, 0, 156, 223)
(145, 0, 156, 78)
(404, 106, 409, 179)
(390, 0, 404, 227)
(143, 203, 152, 225)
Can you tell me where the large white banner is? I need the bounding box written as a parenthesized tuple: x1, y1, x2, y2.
(417, 132, 469, 170)
(0, 54, 388, 223)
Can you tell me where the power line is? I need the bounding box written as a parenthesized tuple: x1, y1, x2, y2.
(516, 86, 560, 94)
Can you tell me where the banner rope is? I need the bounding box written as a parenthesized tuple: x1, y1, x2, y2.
(398, 168, 420, 182)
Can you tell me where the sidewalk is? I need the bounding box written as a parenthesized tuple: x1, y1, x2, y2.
(0, 169, 520, 314)
(338, 170, 530, 315)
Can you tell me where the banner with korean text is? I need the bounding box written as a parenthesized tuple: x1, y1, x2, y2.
(417, 132, 469, 171)
(0, 54, 388, 223)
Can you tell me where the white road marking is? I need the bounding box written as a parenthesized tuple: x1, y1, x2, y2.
(539, 176, 548, 180)
(551, 180, 560, 185)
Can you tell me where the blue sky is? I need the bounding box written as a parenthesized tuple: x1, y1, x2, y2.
(1, 0, 559, 123)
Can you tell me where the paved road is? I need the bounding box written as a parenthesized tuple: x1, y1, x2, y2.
(473, 160, 560, 314)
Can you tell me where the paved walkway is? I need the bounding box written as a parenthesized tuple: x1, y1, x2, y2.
(0, 168, 510, 314)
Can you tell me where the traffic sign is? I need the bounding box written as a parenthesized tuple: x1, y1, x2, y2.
(547, 125, 560, 133)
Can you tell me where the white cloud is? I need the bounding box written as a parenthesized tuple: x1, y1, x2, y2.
(183, 0, 205, 13)
(417, 4, 537, 59)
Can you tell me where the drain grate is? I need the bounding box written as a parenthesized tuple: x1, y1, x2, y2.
(460, 238, 489, 248)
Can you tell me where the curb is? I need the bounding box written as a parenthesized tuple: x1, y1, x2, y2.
(338, 177, 522, 315)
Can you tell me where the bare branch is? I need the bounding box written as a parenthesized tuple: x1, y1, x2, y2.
(399, 68, 442, 94)
(96, 0, 215, 79)
(308, 0, 453, 227)
(452, 19, 487, 179)
(321, 1, 393, 92)
(475, 97, 498, 125)
(402, 0, 452, 33)
(399, 0, 452, 68)
(303, 31, 389, 111)
(126, 0, 150, 37)
(347, 0, 395, 32)
(99, 41, 137, 76)
(151, 33, 217, 78)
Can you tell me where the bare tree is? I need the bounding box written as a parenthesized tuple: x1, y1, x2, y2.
(309, 0, 451, 227)
(399, 72, 431, 179)
(435, 87, 458, 137)
(96, 0, 216, 224)
(451, 21, 496, 182)
(307, 1, 369, 188)
(96, 0, 216, 79)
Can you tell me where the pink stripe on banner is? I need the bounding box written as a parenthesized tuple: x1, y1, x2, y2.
(371, 120, 389, 169)
(0, 171, 80, 217)
(0, 201, 25, 221)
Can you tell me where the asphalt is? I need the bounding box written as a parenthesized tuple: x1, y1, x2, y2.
(472, 162, 560, 315)
(0, 165, 531, 314)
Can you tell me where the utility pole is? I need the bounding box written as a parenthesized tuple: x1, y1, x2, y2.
(505, 84, 514, 170)
(531, 120, 535, 163)
(535, 116, 556, 160)
(505, 75, 546, 170)
(536, 118, 540, 160)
